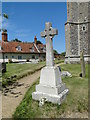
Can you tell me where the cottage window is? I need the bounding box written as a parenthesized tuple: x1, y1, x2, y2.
(30, 48, 32, 52)
(17, 46, 22, 51)
(32, 55, 35, 59)
(32, 46, 34, 52)
(12, 56, 14, 58)
(18, 56, 22, 59)
(43, 56, 45, 59)
(6, 56, 8, 59)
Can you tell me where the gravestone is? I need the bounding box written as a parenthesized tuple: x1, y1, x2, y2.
(32, 22, 69, 105)
(0, 62, 6, 73)
(80, 51, 85, 77)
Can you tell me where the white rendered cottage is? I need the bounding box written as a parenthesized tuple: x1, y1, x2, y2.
(0, 32, 46, 63)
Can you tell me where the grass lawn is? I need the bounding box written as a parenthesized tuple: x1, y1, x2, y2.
(13, 64, 88, 118)
(2, 59, 63, 87)
(2, 61, 45, 87)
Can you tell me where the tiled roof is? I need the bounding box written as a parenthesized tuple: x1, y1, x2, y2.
(0, 41, 46, 54)
(37, 44, 46, 53)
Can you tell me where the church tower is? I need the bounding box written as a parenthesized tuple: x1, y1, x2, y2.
(65, 2, 90, 63)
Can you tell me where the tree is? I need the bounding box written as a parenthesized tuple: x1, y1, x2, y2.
(53, 49, 58, 54)
(60, 52, 66, 56)
(36, 40, 42, 44)
(11, 38, 21, 42)
(3, 13, 8, 19)
(0, 13, 8, 32)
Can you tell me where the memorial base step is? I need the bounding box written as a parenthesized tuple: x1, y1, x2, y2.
(32, 89, 69, 105)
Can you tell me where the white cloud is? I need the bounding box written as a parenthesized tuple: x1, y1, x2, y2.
(0, 14, 31, 40)
(0, 16, 10, 30)
(2, 20, 9, 28)
(15, 33, 29, 37)
(0, 16, 2, 28)
(0, 16, 2, 23)
(14, 29, 31, 39)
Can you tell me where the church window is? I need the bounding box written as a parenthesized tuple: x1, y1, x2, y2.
(83, 27, 85, 30)
(82, 25, 86, 32)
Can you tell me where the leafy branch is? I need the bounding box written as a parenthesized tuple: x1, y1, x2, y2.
(0, 13, 8, 32)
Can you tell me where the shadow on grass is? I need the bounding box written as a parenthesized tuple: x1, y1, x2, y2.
(13, 64, 88, 118)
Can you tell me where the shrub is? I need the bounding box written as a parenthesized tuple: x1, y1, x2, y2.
(26, 59, 29, 62)
(8, 59, 12, 63)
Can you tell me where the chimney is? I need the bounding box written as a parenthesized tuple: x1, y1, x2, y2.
(34, 36, 37, 44)
(2, 32, 8, 42)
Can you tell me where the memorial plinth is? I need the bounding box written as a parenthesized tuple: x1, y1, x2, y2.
(32, 22, 69, 105)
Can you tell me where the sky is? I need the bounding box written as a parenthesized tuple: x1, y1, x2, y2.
(1, 2, 67, 53)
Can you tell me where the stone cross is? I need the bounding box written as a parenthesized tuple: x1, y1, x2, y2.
(80, 51, 85, 77)
(41, 22, 58, 67)
(32, 22, 69, 105)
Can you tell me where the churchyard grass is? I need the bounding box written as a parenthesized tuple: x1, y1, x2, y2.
(2, 59, 63, 87)
(13, 63, 88, 118)
(2, 61, 45, 87)
(54, 59, 64, 64)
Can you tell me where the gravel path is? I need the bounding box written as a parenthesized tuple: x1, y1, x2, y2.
(2, 70, 41, 118)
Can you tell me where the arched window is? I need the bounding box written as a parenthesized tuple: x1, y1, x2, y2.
(82, 25, 86, 32)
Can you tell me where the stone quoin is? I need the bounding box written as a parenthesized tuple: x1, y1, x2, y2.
(65, 2, 90, 63)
